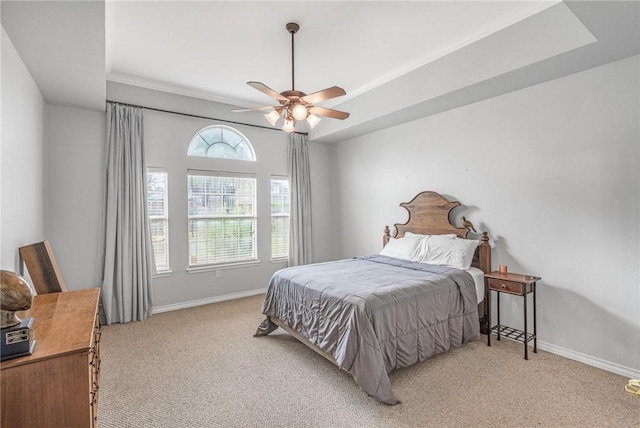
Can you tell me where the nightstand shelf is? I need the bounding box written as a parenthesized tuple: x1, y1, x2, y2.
(489, 325, 535, 344)
(485, 271, 541, 360)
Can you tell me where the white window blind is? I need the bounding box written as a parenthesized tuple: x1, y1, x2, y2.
(271, 178, 290, 259)
(147, 169, 170, 272)
(188, 172, 257, 266)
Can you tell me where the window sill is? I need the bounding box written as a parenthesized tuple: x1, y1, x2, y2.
(269, 258, 288, 264)
(187, 260, 260, 274)
(153, 269, 173, 278)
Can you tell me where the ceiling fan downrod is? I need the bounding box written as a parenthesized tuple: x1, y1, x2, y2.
(286, 22, 299, 91)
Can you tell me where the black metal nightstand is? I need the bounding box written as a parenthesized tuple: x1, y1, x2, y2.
(485, 271, 541, 360)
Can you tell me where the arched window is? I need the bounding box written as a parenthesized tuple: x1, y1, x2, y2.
(187, 125, 255, 161)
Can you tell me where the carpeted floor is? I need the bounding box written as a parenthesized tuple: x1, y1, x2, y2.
(98, 294, 638, 427)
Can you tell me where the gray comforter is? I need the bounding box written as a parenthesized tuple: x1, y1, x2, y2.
(255, 255, 480, 404)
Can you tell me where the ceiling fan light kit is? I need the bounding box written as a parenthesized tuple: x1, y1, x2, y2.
(282, 118, 295, 133)
(306, 114, 321, 129)
(233, 22, 350, 133)
(265, 109, 281, 126)
(291, 103, 308, 121)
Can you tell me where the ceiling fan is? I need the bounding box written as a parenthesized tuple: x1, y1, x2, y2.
(233, 22, 350, 132)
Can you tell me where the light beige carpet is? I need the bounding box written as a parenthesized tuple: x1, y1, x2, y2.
(99, 294, 638, 427)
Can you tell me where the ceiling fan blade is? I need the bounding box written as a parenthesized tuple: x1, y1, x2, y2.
(247, 81, 289, 102)
(300, 86, 346, 104)
(308, 106, 350, 120)
(232, 106, 279, 112)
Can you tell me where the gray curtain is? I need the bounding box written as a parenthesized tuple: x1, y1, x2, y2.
(101, 102, 154, 325)
(288, 133, 312, 266)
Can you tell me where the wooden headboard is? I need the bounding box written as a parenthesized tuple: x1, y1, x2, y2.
(382, 191, 491, 273)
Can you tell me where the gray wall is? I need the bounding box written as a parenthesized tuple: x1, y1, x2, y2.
(43, 82, 334, 309)
(1, 28, 46, 272)
(45, 105, 105, 290)
(331, 55, 640, 377)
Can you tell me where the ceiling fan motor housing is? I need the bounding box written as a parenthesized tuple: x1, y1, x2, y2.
(280, 90, 306, 103)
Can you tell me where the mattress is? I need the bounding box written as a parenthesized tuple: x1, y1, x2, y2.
(466, 266, 485, 303)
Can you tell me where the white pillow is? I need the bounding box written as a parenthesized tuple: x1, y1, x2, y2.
(379, 236, 421, 261)
(404, 232, 456, 241)
(420, 237, 480, 269)
(405, 233, 457, 262)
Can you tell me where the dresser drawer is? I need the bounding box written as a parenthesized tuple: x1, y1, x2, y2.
(487, 278, 532, 295)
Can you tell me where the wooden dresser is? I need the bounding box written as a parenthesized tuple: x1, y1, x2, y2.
(1, 288, 101, 428)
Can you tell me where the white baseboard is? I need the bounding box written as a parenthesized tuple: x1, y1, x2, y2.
(153, 295, 639, 380)
(152, 288, 267, 314)
(538, 340, 640, 379)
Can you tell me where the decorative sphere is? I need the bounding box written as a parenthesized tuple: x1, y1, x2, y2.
(0, 270, 33, 328)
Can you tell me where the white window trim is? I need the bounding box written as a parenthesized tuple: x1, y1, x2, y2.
(270, 175, 290, 261)
(187, 125, 257, 162)
(147, 167, 170, 274)
(152, 269, 173, 278)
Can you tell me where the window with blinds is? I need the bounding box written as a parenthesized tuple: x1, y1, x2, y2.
(187, 172, 257, 266)
(147, 169, 170, 272)
(271, 178, 290, 260)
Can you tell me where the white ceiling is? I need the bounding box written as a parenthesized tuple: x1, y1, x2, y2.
(1, 0, 106, 111)
(105, 1, 556, 107)
(2, 1, 639, 143)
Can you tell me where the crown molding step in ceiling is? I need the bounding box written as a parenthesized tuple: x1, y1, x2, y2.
(2, 1, 638, 142)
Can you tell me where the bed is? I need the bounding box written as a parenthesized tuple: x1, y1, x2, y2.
(255, 191, 491, 404)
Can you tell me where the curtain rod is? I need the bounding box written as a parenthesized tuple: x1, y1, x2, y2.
(105, 100, 308, 135)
